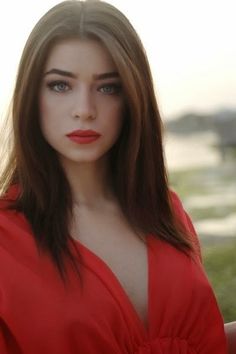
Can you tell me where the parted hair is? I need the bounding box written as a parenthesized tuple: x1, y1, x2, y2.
(0, 0, 192, 278)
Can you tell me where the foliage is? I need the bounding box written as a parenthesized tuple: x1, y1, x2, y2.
(203, 242, 236, 322)
(169, 163, 236, 322)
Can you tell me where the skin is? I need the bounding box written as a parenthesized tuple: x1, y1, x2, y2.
(224, 322, 236, 354)
(39, 38, 148, 326)
(40, 39, 124, 196)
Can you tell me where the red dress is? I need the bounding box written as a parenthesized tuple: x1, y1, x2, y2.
(0, 189, 227, 353)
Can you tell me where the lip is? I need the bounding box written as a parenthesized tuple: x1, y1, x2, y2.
(66, 129, 101, 144)
(66, 129, 101, 137)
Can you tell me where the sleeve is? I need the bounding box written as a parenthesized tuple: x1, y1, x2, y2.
(0, 225, 23, 354)
(170, 191, 227, 352)
(183, 209, 202, 262)
(0, 310, 22, 354)
(0, 322, 8, 354)
(169, 190, 202, 262)
(189, 275, 228, 353)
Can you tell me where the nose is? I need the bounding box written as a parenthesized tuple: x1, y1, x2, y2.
(71, 86, 96, 120)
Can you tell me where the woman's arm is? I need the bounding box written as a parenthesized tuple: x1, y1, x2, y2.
(224, 321, 236, 354)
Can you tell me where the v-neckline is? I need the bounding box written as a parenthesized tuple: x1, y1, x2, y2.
(72, 235, 152, 339)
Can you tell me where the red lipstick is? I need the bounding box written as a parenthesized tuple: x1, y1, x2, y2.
(66, 129, 101, 144)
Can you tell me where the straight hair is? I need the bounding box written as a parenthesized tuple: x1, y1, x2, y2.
(0, 0, 192, 278)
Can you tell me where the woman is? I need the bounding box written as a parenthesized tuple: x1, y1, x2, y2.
(0, 1, 227, 353)
(225, 322, 236, 354)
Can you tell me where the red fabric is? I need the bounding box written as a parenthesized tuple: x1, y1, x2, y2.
(0, 189, 227, 353)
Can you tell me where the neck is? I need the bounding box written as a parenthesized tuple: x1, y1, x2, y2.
(60, 157, 116, 209)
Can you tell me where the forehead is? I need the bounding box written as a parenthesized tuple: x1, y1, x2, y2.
(44, 39, 117, 73)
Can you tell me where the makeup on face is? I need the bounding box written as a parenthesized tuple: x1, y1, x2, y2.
(39, 39, 124, 165)
(66, 129, 101, 144)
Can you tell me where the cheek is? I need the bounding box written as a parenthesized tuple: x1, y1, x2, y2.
(39, 96, 63, 134)
(39, 115, 59, 148)
(107, 116, 125, 151)
(105, 104, 124, 136)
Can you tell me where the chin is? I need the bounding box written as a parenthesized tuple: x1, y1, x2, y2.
(60, 152, 108, 165)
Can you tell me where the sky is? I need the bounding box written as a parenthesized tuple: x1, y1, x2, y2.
(0, 0, 235, 120)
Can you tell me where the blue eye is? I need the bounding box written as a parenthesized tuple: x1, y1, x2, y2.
(98, 83, 122, 95)
(47, 81, 70, 92)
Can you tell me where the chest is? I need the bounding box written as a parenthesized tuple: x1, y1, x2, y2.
(71, 207, 149, 326)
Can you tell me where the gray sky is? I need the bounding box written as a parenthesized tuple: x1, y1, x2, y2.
(0, 0, 235, 120)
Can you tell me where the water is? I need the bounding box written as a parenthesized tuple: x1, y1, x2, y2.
(164, 131, 221, 171)
(165, 131, 236, 242)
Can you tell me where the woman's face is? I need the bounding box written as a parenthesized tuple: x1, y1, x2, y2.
(39, 38, 124, 166)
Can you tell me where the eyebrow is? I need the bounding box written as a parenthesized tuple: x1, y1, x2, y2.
(44, 69, 77, 78)
(44, 68, 119, 80)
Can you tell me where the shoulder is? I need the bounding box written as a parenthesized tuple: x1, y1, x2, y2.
(0, 203, 43, 294)
(0, 184, 26, 235)
(169, 189, 202, 261)
(0, 185, 35, 264)
(169, 190, 192, 229)
(169, 189, 188, 219)
(0, 184, 20, 205)
(0, 206, 32, 254)
(0, 184, 27, 231)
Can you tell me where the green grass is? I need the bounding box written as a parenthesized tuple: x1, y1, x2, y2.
(168, 163, 236, 321)
(169, 164, 236, 200)
(190, 205, 236, 221)
(203, 241, 236, 322)
(169, 168, 209, 198)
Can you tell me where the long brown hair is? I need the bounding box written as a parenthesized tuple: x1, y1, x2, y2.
(0, 0, 192, 278)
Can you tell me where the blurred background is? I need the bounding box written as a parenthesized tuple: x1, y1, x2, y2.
(0, 0, 235, 321)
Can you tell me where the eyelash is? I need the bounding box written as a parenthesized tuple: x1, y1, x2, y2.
(47, 80, 70, 92)
(46, 80, 122, 95)
(98, 83, 122, 95)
